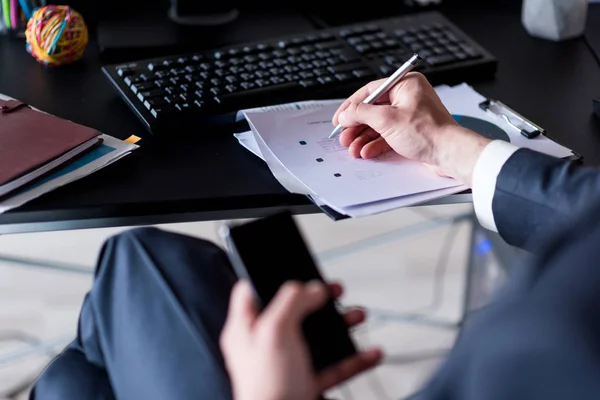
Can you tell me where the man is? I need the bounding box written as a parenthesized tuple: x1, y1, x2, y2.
(31, 73, 600, 400)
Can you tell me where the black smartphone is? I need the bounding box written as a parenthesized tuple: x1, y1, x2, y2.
(221, 210, 357, 372)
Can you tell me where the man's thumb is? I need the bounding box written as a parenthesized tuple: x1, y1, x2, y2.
(338, 102, 392, 132)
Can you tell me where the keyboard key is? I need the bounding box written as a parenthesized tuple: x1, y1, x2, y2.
(284, 74, 300, 82)
(130, 81, 157, 94)
(124, 75, 145, 87)
(335, 72, 353, 81)
(347, 37, 363, 46)
(175, 103, 190, 112)
(144, 97, 166, 110)
(240, 81, 256, 90)
(146, 63, 164, 72)
(255, 79, 271, 87)
(355, 44, 370, 53)
(426, 54, 456, 66)
(317, 76, 334, 85)
(352, 69, 374, 78)
(299, 71, 314, 79)
(371, 41, 384, 50)
(454, 52, 468, 60)
(315, 41, 342, 50)
(214, 82, 300, 106)
(117, 66, 136, 77)
(363, 34, 377, 41)
(300, 79, 316, 87)
(383, 39, 398, 48)
(334, 49, 360, 62)
(150, 104, 175, 119)
(255, 71, 270, 79)
(137, 89, 164, 102)
(327, 61, 365, 74)
(270, 76, 287, 85)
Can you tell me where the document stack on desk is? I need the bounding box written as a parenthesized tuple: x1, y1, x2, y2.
(0, 93, 139, 214)
(235, 83, 576, 219)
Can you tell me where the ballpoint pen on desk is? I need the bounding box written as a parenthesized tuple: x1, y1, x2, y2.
(328, 53, 423, 139)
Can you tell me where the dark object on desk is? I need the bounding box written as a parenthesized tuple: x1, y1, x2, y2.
(168, 0, 239, 26)
(102, 11, 497, 134)
(0, 99, 102, 198)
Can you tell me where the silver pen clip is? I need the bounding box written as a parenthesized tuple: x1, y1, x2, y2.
(479, 99, 544, 139)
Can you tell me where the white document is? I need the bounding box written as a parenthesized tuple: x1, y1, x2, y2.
(234, 129, 467, 217)
(244, 104, 462, 208)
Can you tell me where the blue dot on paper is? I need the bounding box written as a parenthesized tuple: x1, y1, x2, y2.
(334, 173, 341, 177)
(316, 158, 323, 162)
(299, 140, 307, 145)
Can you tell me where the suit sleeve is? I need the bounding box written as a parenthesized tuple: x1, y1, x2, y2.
(472, 140, 597, 250)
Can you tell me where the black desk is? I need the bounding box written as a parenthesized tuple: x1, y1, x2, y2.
(1, 7, 600, 234)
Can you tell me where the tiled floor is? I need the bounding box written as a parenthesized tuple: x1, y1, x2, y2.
(0, 203, 478, 400)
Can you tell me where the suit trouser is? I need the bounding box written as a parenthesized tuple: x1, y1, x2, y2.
(30, 227, 237, 400)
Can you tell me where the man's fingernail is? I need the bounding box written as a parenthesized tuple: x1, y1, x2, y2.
(338, 111, 346, 124)
(306, 280, 326, 294)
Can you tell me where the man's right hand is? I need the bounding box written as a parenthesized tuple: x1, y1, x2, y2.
(331, 72, 492, 187)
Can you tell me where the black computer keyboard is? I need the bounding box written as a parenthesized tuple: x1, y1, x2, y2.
(102, 11, 497, 134)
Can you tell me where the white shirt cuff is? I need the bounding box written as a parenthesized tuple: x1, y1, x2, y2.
(472, 140, 519, 232)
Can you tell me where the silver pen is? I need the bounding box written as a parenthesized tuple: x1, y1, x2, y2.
(328, 53, 423, 139)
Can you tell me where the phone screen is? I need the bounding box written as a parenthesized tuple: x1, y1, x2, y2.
(224, 211, 357, 371)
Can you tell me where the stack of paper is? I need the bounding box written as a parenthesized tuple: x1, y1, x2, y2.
(0, 93, 139, 214)
(234, 83, 574, 218)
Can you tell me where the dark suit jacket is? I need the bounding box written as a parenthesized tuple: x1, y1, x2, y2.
(417, 149, 600, 399)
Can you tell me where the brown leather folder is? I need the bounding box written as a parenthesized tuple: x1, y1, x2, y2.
(0, 99, 102, 196)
